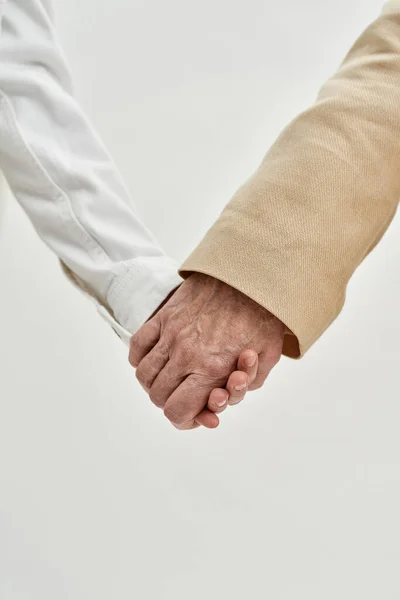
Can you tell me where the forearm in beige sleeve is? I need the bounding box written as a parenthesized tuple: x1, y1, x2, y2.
(179, 4, 400, 358)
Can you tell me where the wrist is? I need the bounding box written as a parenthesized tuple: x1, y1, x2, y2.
(146, 285, 181, 321)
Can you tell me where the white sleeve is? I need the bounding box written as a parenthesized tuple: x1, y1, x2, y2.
(0, 0, 182, 343)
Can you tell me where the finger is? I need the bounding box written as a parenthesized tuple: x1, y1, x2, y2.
(195, 409, 220, 428)
(129, 316, 161, 368)
(206, 354, 258, 413)
(173, 409, 220, 431)
(207, 388, 229, 414)
(172, 420, 200, 431)
(135, 342, 170, 397)
(237, 349, 259, 386)
(163, 374, 213, 426)
(148, 358, 188, 409)
(226, 371, 249, 406)
(248, 350, 278, 391)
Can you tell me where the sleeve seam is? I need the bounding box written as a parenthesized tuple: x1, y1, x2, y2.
(0, 90, 118, 293)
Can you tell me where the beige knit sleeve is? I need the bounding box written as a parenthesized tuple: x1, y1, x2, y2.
(179, 4, 400, 358)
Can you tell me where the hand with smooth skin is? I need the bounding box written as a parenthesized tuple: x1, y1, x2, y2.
(129, 273, 285, 429)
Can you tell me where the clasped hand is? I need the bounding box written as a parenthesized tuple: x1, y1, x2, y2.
(129, 273, 285, 430)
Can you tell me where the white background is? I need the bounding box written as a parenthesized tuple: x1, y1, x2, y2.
(0, 1, 399, 598)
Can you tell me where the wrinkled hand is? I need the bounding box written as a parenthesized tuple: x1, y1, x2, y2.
(129, 273, 285, 429)
(190, 348, 260, 430)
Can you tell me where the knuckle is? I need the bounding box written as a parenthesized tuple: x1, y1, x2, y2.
(202, 353, 231, 380)
(129, 332, 138, 347)
(129, 332, 142, 352)
(173, 424, 193, 431)
(129, 340, 139, 365)
(164, 405, 187, 425)
(156, 338, 170, 359)
(149, 388, 165, 409)
(135, 364, 152, 389)
(128, 351, 138, 368)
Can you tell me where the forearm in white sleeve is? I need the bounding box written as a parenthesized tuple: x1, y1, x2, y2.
(0, 0, 182, 343)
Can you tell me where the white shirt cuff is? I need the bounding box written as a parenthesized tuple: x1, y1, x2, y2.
(104, 255, 183, 338)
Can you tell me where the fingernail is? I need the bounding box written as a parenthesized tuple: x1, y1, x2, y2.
(216, 397, 227, 407)
(244, 355, 257, 367)
(235, 383, 247, 392)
